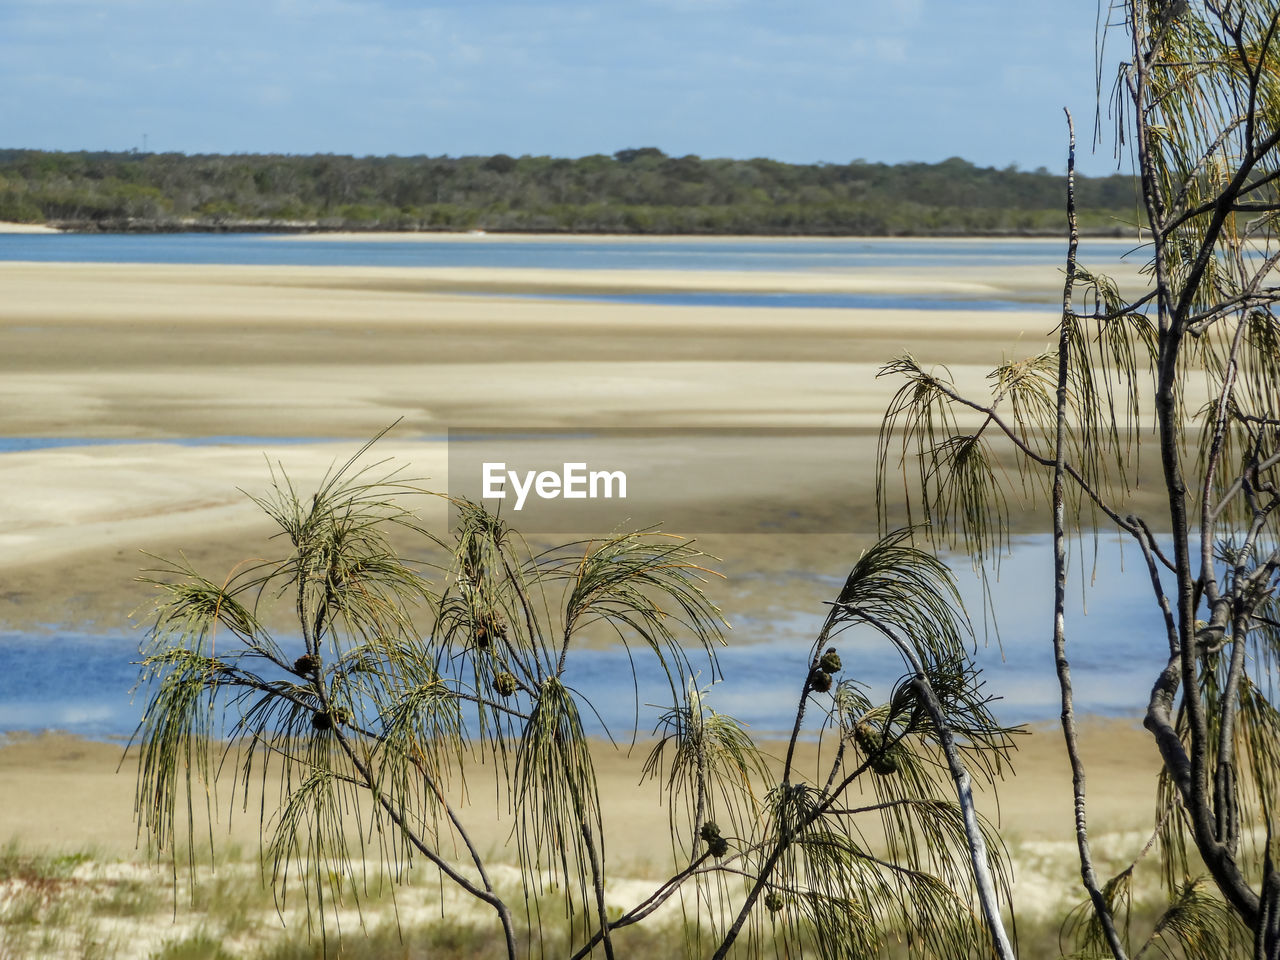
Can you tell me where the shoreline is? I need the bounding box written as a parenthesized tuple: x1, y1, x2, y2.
(2, 220, 1142, 241)
(267, 229, 1139, 243)
(0, 221, 61, 234)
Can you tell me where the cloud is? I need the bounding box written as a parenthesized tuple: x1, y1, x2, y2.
(638, 0, 746, 10)
(257, 84, 292, 106)
(887, 0, 925, 26)
(874, 36, 908, 63)
(0, 0, 1120, 171)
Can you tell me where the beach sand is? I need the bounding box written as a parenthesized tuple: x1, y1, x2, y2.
(0, 257, 1165, 630)
(0, 222, 60, 234)
(0, 719, 1162, 904)
(0, 719, 1163, 854)
(0, 720, 1167, 957)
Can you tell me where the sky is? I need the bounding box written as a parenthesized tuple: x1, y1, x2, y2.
(0, 0, 1130, 175)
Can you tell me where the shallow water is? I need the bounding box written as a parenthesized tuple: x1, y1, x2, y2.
(0, 436, 346, 454)
(0, 535, 1167, 740)
(482, 290, 1056, 311)
(0, 233, 1130, 271)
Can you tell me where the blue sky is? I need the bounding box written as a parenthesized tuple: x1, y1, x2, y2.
(0, 0, 1127, 175)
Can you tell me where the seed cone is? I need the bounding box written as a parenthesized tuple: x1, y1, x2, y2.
(854, 722, 879, 753)
(819, 648, 842, 673)
(699, 820, 729, 857)
(871, 753, 898, 775)
(808, 668, 833, 693)
(311, 707, 350, 731)
(854, 722, 899, 775)
(293, 653, 320, 676)
(474, 613, 509, 650)
(494, 672, 518, 697)
(764, 892, 785, 913)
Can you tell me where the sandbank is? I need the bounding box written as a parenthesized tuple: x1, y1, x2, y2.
(0, 259, 1167, 630)
(0, 221, 60, 234)
(0, 257, 1131, 299)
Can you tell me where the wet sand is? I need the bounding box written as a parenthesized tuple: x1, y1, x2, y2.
(0, 257, 1163, 630)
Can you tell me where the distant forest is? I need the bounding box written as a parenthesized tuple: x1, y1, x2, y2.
(0, 147, 1142, 235)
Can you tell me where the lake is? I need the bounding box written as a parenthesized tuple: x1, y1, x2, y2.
(0, 232, 1144, 312)
(0, 533, 1166, 739)
(0, 232, 1118, 270)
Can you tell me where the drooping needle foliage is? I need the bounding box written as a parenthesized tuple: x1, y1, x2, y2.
(875, 2, 1280, 956)
(135, 436, 1022, 959)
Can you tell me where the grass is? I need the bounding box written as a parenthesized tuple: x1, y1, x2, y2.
(0, 839, 1255, 959)
(92, 880, 163, 919)
(149, 932, 236, 960)
(0, 840, 92, 884)
(188, 868, 278, 938)
(253, 921, 512, 960)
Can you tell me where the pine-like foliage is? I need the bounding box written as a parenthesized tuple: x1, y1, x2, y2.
(876, 3, 1280, 957)
(135, 438, 1021, 959)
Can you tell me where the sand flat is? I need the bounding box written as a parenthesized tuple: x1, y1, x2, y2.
(0, 258, 1167, 630)
(0, 260, 1047, 613)
(0, 260, 1068, 437)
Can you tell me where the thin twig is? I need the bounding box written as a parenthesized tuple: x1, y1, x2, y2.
(1056, 108, 1131, 960)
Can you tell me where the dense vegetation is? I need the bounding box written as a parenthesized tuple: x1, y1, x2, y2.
(0, 147, 1140, 235)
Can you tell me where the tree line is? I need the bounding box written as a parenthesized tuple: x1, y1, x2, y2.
(0, 147, 1141, 235)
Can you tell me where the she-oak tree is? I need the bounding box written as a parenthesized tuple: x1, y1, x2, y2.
(135, 427, 1022, 960)
(877, 1, 1280, 957)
